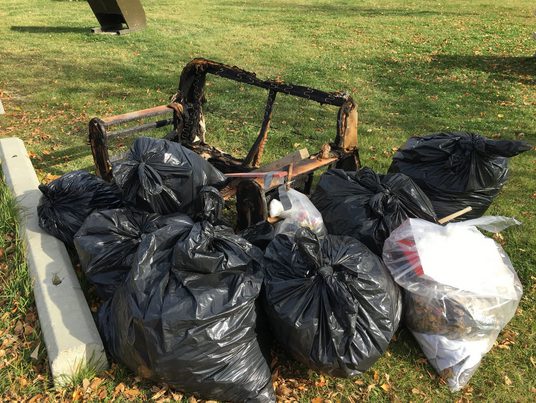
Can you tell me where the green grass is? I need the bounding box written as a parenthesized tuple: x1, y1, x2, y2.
(0, 177, 53, 399)
(0, 0, 535, 401)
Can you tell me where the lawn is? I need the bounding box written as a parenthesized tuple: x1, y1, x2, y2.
(0, 0, 535, 401)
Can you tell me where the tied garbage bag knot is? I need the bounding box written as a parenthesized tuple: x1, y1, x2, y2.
(74, 208, 193, 300)
(98, 189, 274, 402)
(37, 170, 123, 245)
(263, 227, 401, 377)
(137, 161, 164, 196)
(312, 167, 436, 255)
(113, 137, 226, 215)
(389, 132, 530, 220)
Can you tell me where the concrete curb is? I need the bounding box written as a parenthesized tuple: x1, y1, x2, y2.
(0, 138, 108, 385)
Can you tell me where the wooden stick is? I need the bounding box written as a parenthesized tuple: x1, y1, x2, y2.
(286, 163, 293, 190)
(438, 206, 473, 224)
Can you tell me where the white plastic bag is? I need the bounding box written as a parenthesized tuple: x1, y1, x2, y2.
(382, 217, 523, 391)
(269, 187, 326, 238)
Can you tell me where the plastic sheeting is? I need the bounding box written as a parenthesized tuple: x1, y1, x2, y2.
(383, 217, 523, 391)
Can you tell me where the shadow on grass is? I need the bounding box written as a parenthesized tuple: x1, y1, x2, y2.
(365, 54, 536, 138)
(32, 145, 94, 175)
(11, 26, 89, 34)
(431, 55, 536, 85)
(225, 1, 476, 17)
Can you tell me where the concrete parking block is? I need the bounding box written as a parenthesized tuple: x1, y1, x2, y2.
(0, 137, 108, 385)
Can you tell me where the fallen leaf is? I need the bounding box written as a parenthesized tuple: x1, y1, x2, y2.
(277, 384, 292, 397)
(315, 375, 327, 387)
(28, 394, 43, 403)
(98, 388, 108, 399)
(90, 377, 104, 390)
(504, 375, 512, 385)
(151, 387, 167, 400)
(24, 324, 34, 336)
(114, 382, 126, 395)
(14, 320, 23, 334)
(124, 388, 141, 398)
(30, 343, 40, 360)
(373, 370, 379, 382)
(82, 378, 90, 390)
(311, 398, 323, 403)
(381, 383, 391, 392)
(72, 389, 82, 401)
(493, 232, 505, 244)
(354, 379, 364, 385)
(412, 388, 424, 395)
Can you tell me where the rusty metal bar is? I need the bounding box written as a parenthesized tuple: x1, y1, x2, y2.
(101, 104, 173, 127)
(88, 118, 113, 181)
(194, 59, 350, 106)
(220, 155, 338, 199)
(107, 118, 173, 138)
(243, 89, 277, 167)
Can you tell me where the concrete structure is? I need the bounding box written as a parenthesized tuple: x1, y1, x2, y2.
(0, 138, 108, 385)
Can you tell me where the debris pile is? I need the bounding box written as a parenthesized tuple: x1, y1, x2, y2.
(36, 132, 528, 399)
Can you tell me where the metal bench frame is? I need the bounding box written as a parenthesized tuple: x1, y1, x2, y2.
(88, 58, 360, 199)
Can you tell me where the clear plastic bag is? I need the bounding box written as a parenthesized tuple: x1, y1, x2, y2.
(270, 187, 326, 238)
(382, 217, 523, 391)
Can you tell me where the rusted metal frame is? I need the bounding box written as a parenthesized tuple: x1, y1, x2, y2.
(242, 89, 277, 168)
(89, 105, 177, 180)
(88, 118, 113, 181)
(175, 58, 357, 146)
(196, 58, 350, 106)
(187, 143, 250, 173)
(101, 104, 173, 127)
(107, 118, 174, 138)
(333, 99, 360, 170)
(220, 155, 338, 199)
(302, 172, 315, 195)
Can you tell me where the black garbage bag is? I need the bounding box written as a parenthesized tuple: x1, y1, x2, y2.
(239, 221, 275, 250)
(74, 208, 193, 300)
(37, 170, 122, 245)
(389, 132, 531, 220)
(263, 228, 402, 377)
(311, 167, 436, 255)
(98, 188, 275, 402)
(112, 137, 226, 215)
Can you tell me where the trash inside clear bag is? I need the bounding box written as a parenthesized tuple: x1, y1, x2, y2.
(270, 187, 327, 238)
(382, 217, 523, 391)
